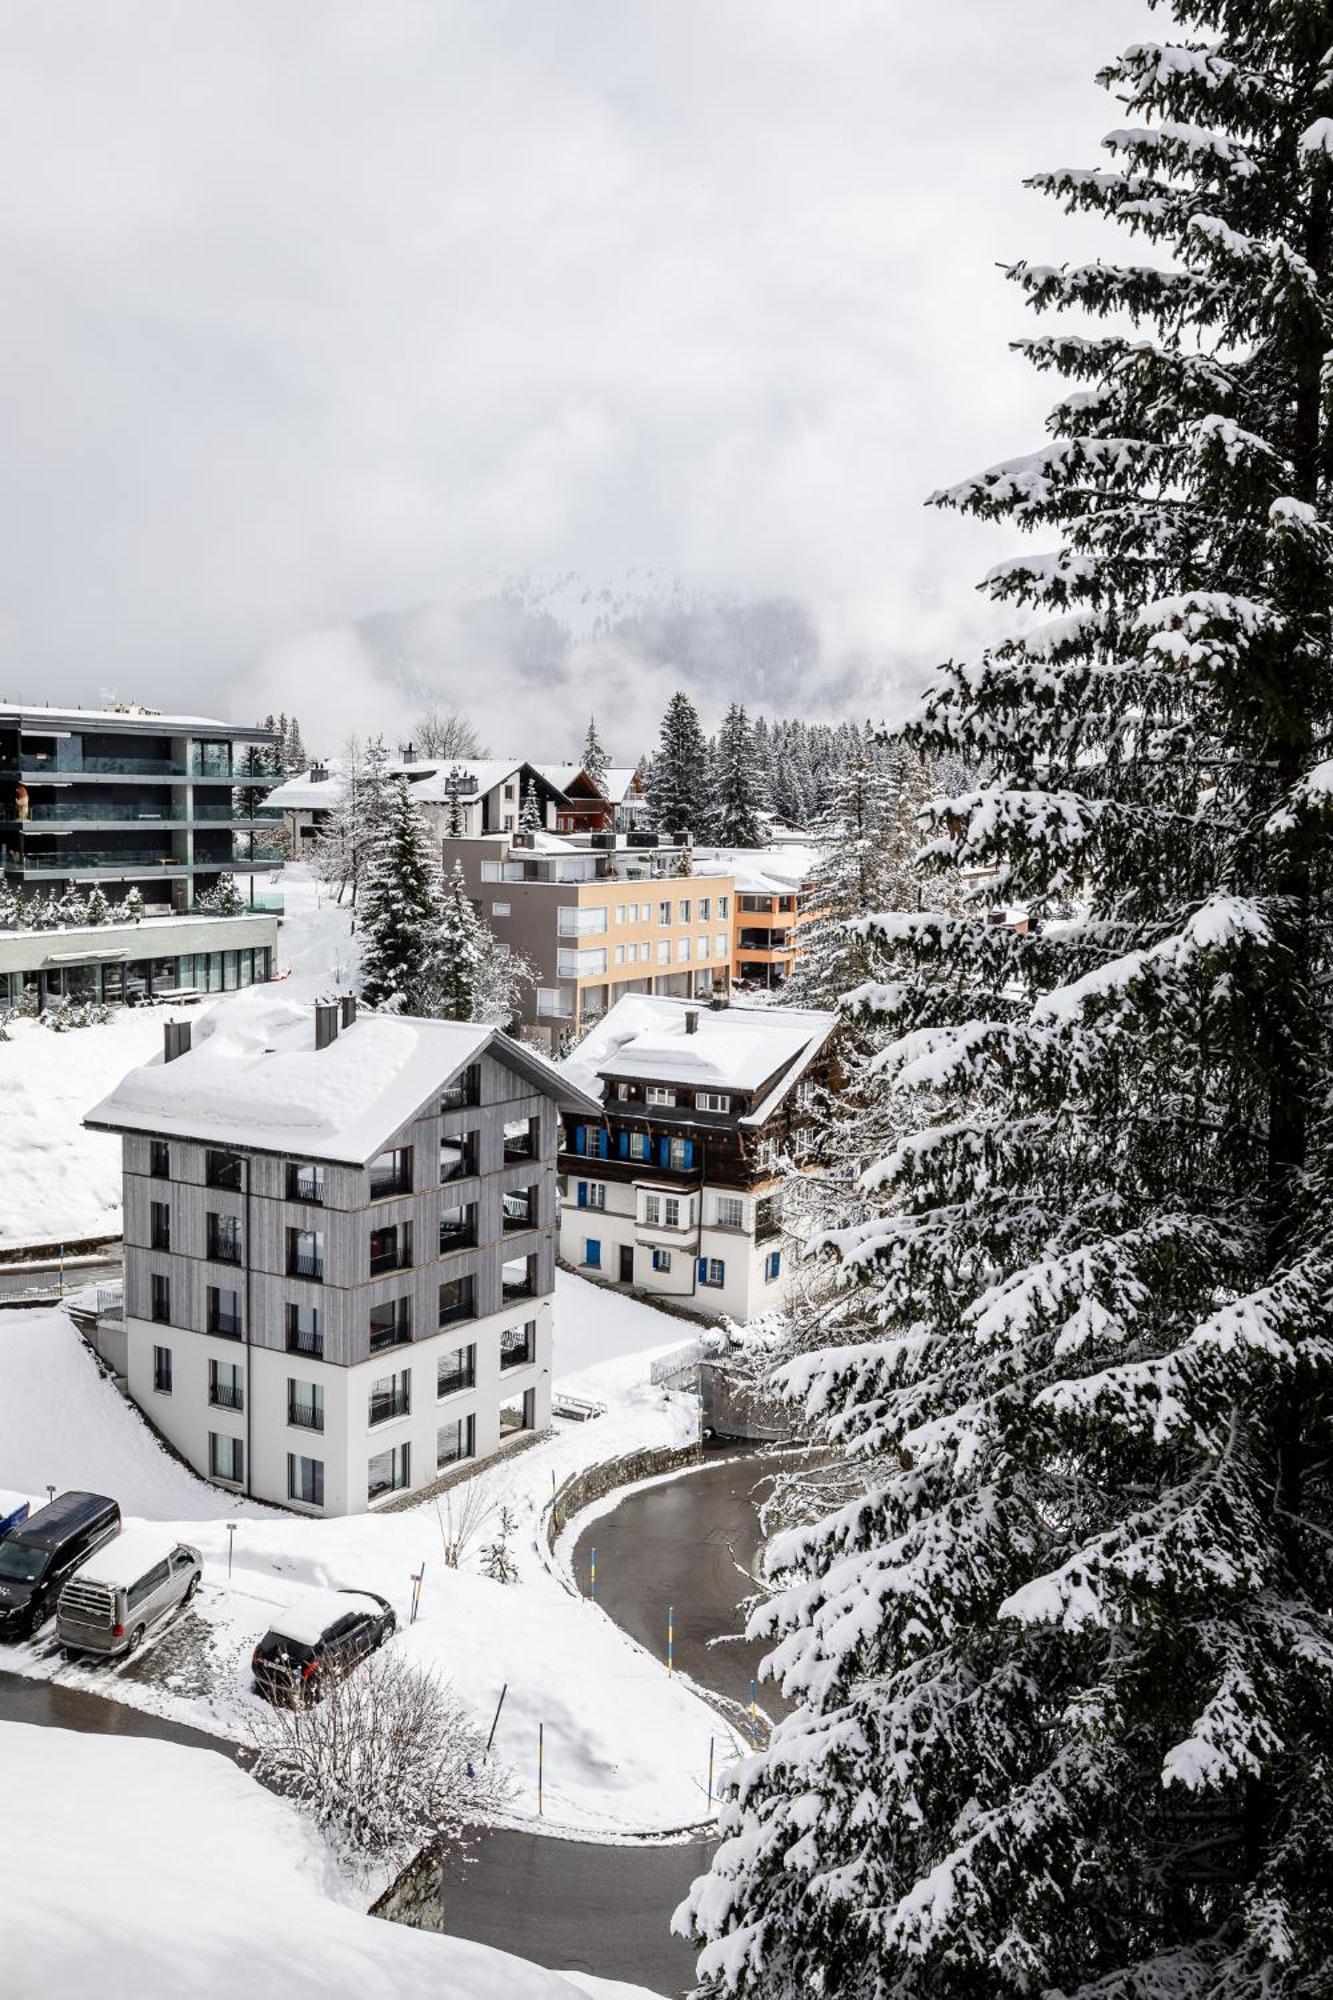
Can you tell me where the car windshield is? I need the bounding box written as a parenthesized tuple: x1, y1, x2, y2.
(0, 1542, 49, 1585)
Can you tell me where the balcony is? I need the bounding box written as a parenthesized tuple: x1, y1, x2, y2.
(737, 930, 794, 953)
(439, 1212, 477, 1255)
(369, 1234, 412, 1277)
(288, 1250, 324, 1281)
(209, 1381, 244, 1412)
(503, 1120, 538, 1164)
(208, 1311, 243, 1339)
(500, 1330, 536, 1371)
(503, 1190, 538, 1232)
(287, 1393, 324, 1431)
(501, 1256, 538, 1304)
(286, 1327, 324, 1360)
(369, 1324, 412, 1354)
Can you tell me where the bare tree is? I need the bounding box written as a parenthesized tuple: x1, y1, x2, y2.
(435, 1483, 496, 1569)
(249, 1650, 511, 1872)
(414, 707, 486, 760)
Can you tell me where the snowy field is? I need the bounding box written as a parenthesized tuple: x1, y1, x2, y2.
(0, 1271, 727, 1835)
(2, 1721, 664, 2000)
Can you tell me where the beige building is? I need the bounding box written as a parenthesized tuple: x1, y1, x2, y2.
(447, 832, 736, 1051)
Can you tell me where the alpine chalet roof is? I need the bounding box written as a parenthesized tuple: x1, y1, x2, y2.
(562, 994, 835, 1124)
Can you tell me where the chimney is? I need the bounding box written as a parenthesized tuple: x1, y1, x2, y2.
(339, 994, 357, 1030)
(163, 1019, 192, 1064)
(684, 1007, 700, 1035)
(309, 761, 328, 783)
(315, 1001, 340, 1051)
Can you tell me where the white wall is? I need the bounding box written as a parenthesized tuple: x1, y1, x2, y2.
(558, 1175, 790, 1323)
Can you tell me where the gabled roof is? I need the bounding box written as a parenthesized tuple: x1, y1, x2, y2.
(85, 988, 600, 1164)
(562, 994, 836, 1125)
(537, 764, 642, 804)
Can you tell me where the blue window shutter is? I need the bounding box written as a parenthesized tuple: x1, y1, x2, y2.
(618, 1132, 629, 1160)
(697, 1257, 707, 1284)
(682, 1140, 694, 1169)
(577, 1182, 588, 1209)
(575, 1125, 586, 1156)
(658, 1137, 670, 1170)
(599, 1128, 609, 1159)
(587, 1239, 601, 1268)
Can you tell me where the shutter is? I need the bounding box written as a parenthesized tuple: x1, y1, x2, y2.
(681, 1140, 694, 1169)
(599, 1128, 609, 1159)
(575, 1125, 586, 1156)
(659, 1137, 670, 1170)
(577, 1182, 588, 1209)
(618, 1131, 629, 1160)
(697, 1257, 707, 1284)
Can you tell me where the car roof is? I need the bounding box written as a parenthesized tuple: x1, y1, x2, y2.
(264, 1588, 384, 1648)
(68, 1526, 196, 1588)
(12, 1491, 118, 1551)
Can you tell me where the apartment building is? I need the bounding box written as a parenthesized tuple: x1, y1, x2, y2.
(0, 702, 281, 913)
(85, 991, 599, 1515)
(0, 906, 278, 1013)
(696, 845, 815, 990)
(558, 994, 837, 1324)
(447, 831, 736, 1050)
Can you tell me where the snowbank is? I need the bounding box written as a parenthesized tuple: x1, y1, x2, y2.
(0, 1722, 664, 2000)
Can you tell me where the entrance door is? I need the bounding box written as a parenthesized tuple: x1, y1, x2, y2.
(619, 1245, 635, 1285)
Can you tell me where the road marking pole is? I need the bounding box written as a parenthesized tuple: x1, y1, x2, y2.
(707, 1736, 715, 1808)
(226, 1522, 237, 1580)
(590, 1545, 597, 1601)
(410, 1564, 425, 1624)
(538, 1722, 545, 1817)
(485, 1682, 508, 1756)
(668, 1604, 675, 1675)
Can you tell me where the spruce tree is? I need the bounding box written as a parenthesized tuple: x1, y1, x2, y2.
(684, 12, 1333, 1996)
(520, 777, 544, 833)
(647, 691, 710, 836)
(427, 860, 483, 1020)
(443, 764, 468, 839)
(786, 749, 928, 1008)
(285, 715, 308, 772)
(581, 715, 608, 794)
(358, 776, 442, 1013)
(713, 703, 765, 847)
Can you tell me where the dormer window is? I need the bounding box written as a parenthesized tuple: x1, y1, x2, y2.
(646, 1087, 676, 1108)
(696, 1091, 730, 1113)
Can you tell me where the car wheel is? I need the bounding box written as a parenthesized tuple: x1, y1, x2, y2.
(183, 1574, 200, 1605)
(127, 1624, 146, 1654)
(378, 1615, 396, 1646)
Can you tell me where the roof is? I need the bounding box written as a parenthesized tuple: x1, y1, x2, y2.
(562, 994, 836, 1120)
(84, 989, 600, 1163)
(266, 1587, 385, 1647)
(68, 1525, 196, 1587)
(267, 759, 566, 813)
(537, 764, 641, 804)
(11, 1491, 117, 1548)
(694, 844, 816, 896)
(0, 701, 275, 740)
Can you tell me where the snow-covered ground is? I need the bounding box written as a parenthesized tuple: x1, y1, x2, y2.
(0, 1270, 728, 1835)
(2, 1721, 665, 2000)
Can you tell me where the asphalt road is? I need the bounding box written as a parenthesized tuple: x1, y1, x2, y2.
(0, 1665, 242, 1760)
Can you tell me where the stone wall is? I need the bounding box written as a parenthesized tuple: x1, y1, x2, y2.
(547, 1439, 703, 1548)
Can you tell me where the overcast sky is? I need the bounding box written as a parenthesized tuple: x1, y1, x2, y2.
(0, 0, 1154, 754)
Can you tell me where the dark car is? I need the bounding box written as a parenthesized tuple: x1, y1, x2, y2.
(251, 1586, 395, 1702)
(0, 1491, 120, 1642)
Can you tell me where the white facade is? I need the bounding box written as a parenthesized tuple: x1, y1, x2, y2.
(125, 1302, 551, 1515)
(559, 1173, 786, 1324)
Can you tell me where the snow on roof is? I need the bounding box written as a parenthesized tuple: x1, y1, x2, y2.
(85, 988, 597, 1160)
(410, 759, 528, 804)
(0, 700, 272, 736)
(694, 844, 816, 895)
(69, 1523, 197, 1587)
(537, 765, 641, 803)
(562, 994, 835, 1109)
(267, 1586, 384, 1646)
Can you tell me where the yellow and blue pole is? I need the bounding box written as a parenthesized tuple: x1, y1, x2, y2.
(590, 1545, 597, 1601)
(668, 1604, 675, 1675)
(538, 1722, 545, 1817)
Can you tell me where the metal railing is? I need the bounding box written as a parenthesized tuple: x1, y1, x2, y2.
(369, 1246, 412, 1276)
(436, 1362, 475, 1397)
(368, 1388, 411, 1426)
(208, 1312, 243, 1339)
(288, 1250, 324, 1281)
(287, 1395, 324, 1431)
(209, 1381, 244, 1411)
(286, 1329, 324, 1359)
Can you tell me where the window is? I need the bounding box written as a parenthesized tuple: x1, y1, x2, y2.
(440, 1131, 479, 1181)
(437, 1415, 476, 1468)
(628, 1132, 652, 1162)
(717, 896, 729, 918)
(643, 1194, 660, 1226)
(209, 1359, 244, 1411)
(286, 1162, 325, 1204)
(149, 1141, 170, 1180)
(696, 936, 709, 960)
(151, 1273, 171, 1325)
(572, 1124, 608, 1159)
(491, 900, 511, 917)
(614, 943, 626, 967)
(699, 1257, 726, 1288)
(503, 1117, 539, 1161)
(615, 1083, 633, 1100)
(209, 1433, 244, 1483)
(207, 1286, 241, 1337)
(646, 1087, 676, 1107)
(664, 1196, 681, 1227)
(149, 1201, 170, 1252)
(678, 900, 691, 923)
(287, 1228, 324, 1280)
(657, 900, 671, 925)
(666, 1138, 692, 1171)
(765, 1250, 783, 1283)
(438, 1275, 477, 1328)
(286, 1303, 323, 1357)
(370, 1297, 413, 1350)
(288, 1454, 324, 1507)
(288, 1381, 324, 1431)
(437, 1345, 476, 1398)
(207, 1212, 242, 1266)
(676, 937, 690, 962)
(439, 1202, 477, 1253)
(698, 897, 711, 921)
(716, 1194, 745, 1229)
(367, 1442, 410, 1501)
(652, 1249, 672, 1274)
(615, 904, 627, 925)
(575, 1181, 606, 1211)
(715, 933, 728, 958)
(369, 1147, 412, 1199)
(503, 1254, 537, 1299)
(152, 1345, 172, 1394)
(498, 1391, 534, 1438)
(584, 1238, 602, 1269)
(369, 1369, 411, 1426)
(698, 1092, 731, 1114)
(205, 1150, 242, 1191)
(503, 1186, 538, 1232)
(128, 1560, 172, 1612)
(500, 1321, 536, 1370)
(440, 1065, 480, 1111)
(369, 1221, 412, 1276)
(656, 940, 670, 965)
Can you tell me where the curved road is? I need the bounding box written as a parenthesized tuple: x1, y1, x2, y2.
(0, 1452, 775, 1997)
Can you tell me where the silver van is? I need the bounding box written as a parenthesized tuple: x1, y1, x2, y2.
(57, 1526, 203, 1659)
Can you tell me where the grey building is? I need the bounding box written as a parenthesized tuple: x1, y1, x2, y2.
(86, 994, 599, 1514)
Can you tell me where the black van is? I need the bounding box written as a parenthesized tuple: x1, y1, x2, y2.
(0, 1491, 120, 1641)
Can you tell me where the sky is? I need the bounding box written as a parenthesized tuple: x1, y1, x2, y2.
(0, 0, 1155, 757)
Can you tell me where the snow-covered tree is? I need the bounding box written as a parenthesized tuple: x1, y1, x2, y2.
(196, 874, 246, 916)
(424, 860, 533, 1027)
(684, 14, 1333, 1998)
(284, 715, 307, 773)
(581, 715, 608, 793)
(442, 764, 469, 839)
(0, 881, 19, 929)
(53, 884, 88, 929)
(520, 777, 544, 833)
(713, 703, 765, 847)
(314, 736, 394, 908)
(358, 776, 444, 1012)
(647, 691, 710, 836)
(82, 885, 112, 927)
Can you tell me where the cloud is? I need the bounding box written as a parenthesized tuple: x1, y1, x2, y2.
(0, 0, 1154, 740)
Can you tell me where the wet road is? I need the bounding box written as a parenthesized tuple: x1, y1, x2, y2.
(0, 1665, 243, 1760)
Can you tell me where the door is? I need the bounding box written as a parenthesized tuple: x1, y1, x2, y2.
(619, 1245, 635, 1285)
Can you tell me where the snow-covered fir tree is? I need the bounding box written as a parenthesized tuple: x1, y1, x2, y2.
(83, 886, 112, 927)
(358, 776, 443, 1013)
(422, 860, 534, 1027)
(647, 691, 711, 836)
(712, 702, 765, 847)
(581, 715, 608, 793)
(284, 715, 307, 772)
(520, 777, 544, 833)
(684, 13, 1333, 1997)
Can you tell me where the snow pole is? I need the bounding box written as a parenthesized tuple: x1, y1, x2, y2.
(590, 1545, 597, 1601)
(485, 1682, 508, 1756)
(668, 1604, 675, 1674)
(538, 1722, 545, 1817)
(707, 1736, 715, 1808)
(226, 1521, 237, 1580)
(410, 1564, 425, 1624)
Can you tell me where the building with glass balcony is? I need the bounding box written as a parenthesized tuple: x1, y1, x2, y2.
(0, 701, 282, 913)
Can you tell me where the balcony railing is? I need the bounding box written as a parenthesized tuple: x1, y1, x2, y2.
(369, 1166, 412, 1200)
(369, 1245, 412, 1277)
(208, 1312, 243, 1339)
(368, 1388, 411, 1426)
(288, 1250, 324, 1281)
(500, 1340, 535, 1371)
(502, 1194, 536, 1232)
(439, 1219, 477, 1254)
(286, 1328, 324, 1359)
(369, 1324, 412, 1353)
(209, 1381, 244, 1411)
(437, 1360, 476, 1397)
(288, 1395, 324, 1431)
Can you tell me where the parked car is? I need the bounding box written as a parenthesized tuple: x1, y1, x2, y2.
(57, 1526, 202, 1660)
(0, 1491, 120, 1642)
(251, 1587, 396, 1702)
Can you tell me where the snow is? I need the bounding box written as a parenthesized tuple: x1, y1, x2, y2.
(0, 1271, 731, 1835)
(1299, 117, 1333, 156)
(0, 698, 269, 734)
(0, 1722, 666, 2000)
(563, 992, 834, 1102)
(264, 1584, 386, 1646)
(70, 1520, 198, 1587)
